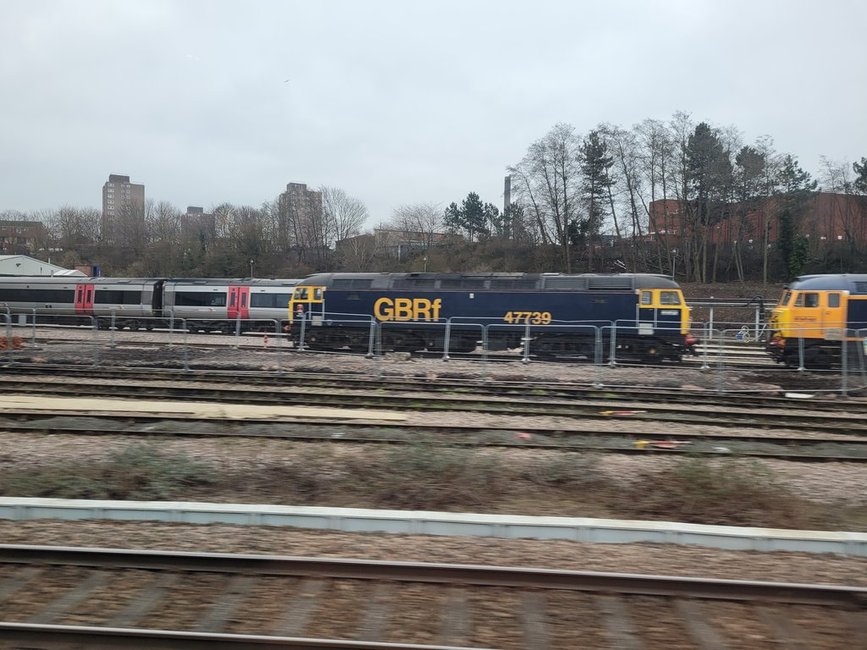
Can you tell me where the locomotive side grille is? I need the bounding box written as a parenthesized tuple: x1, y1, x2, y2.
(332, 278, 373, 289)
(543, 277, 588, 290)
(391, 278, 438, 289)
(587, 277, 634, 290)
(490, 279, 540, 290)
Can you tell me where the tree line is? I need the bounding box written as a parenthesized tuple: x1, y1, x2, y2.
(3, 111, 867, 283)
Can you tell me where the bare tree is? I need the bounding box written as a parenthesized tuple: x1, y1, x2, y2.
(45, 206, 100, 259)
(510, 123, 582, 272)
(321, 186, 369, 246)
(389, 202, 442, 248)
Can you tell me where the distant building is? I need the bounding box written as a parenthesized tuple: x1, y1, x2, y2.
(648, 193, 867, 246)
(276, 183, 323, 250)
(0, 220, 48, 254)
(336, 228, 448, 259)
(0, 255, 83, 277)
(183, 206, 216, 243)
(101, 173, 145, 243)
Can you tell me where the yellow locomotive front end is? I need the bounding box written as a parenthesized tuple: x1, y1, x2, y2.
(767, 275, 854, 366)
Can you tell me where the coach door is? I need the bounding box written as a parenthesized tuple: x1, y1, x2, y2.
(74, 283, 95, 314)
(227, 286, 251, 320)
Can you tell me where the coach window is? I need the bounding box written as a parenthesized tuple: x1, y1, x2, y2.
(804, 293, 819, 308)
(660, 291, 680, 305)
(640, 291, 652, 305)
(828, 293, 841, 308)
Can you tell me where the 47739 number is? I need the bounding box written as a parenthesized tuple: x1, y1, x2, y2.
(503, 311, 552, 325)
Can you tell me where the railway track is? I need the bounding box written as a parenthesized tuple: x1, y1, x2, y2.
(0, 373, 864, 434)
(0, 545, 863, 648)
(3, 415, 866, 463)
(1, 365, 858, 413)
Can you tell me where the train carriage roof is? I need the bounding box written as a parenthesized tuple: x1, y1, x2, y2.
(788, 274, 867, 294)
(298, 272, 680, 291)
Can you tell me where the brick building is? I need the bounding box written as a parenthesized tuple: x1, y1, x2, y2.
(648, 193, 867, 246)
(0, 220, 48, 254)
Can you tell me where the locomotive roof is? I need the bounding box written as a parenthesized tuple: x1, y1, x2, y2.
(299, 272, 680, 291)
(788, 274, 867, 294)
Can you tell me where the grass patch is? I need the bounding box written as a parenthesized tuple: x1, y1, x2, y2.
(621, 456, 818, 528)
(0, 444, 216, 500)
(365, 441, 507, 510)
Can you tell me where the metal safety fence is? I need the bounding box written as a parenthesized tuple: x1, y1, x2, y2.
(3, 309, 866, 396)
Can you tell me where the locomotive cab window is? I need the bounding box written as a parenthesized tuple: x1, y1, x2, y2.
(828, 293, 841, 308)
(781, 290, 792, 306)
(804, 293, 819, 308)
(795, 293, 804, 307)
(659, 291, 681, 305)
(640, 291, 652, 305)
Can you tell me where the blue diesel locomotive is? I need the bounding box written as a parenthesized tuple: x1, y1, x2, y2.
(286, 272, 695, 361)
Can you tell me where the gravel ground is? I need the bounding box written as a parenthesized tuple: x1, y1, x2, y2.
(1, 519, 865, 587)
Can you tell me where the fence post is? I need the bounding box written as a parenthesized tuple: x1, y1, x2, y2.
(109, 312, 117, 348)
(521, 322, 531, 363)
(841, 334, 849, 398)
(442, 319, 452, 361)
(297, 313, 307, 352)
(91, 316, 100, 367)
(700, 322, 710, 371)
(715, 328, 726, 393)
(234, 316, 242, 349)
(30, 309, 37, 348)
(481, 324, 488, 363)
(608, 322, 617, 367)
(366, 319, 377, 359)
(754, 304, 761, 342)
(182, 318, 189, 371)
(4, 315, 11, 366)
(797, 334, 805, 372)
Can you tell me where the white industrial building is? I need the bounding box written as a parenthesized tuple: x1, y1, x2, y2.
(0, 255, 84, 277)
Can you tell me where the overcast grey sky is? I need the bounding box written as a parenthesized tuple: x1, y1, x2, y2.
(1, 0, 865, 225)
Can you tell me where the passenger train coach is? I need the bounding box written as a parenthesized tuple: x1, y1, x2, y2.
(286, 272, 696, 361)
(0, 276, 298, 332)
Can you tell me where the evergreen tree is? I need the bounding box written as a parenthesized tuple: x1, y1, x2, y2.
(460, 192, 488, 240)
(441, 192, 491, 242)
(443, 202, 463, 234)
(853, 157, 867, 195)
(684, 122, 732, 282)
(579, 130, 615, 238)
(501, 202, 524, 239)
(775, 155, 817, 279)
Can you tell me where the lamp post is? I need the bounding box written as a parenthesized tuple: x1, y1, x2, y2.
(249, 259, 254, 278)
